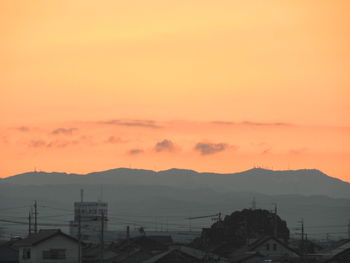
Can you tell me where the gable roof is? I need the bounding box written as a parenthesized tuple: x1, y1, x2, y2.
(321, 240, 350, 263)
(147, 235, 173, 245)
(230, 252, 264, 263)
(326, 239, 350, 257)
(15, 229, 78, 247)
(249, 236, 300, 256)
(114, 236, 169, 252)
(143, 246, 229, 263)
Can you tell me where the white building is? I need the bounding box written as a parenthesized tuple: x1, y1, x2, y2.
(16, 229, 79, 263)
(69, 201, 108, 243)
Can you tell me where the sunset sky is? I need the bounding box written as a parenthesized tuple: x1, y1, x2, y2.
(1, 0, 349, 181)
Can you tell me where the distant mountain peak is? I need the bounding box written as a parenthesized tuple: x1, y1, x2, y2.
(158, 168, 198, 176)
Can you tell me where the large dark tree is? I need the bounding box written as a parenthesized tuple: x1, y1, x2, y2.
(192, 209, 290, 251)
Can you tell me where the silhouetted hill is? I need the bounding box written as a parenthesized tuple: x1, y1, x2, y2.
(2, 168, 350, 198)
(192, 209, 290, 254)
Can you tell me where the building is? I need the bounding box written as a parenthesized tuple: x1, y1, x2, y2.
(320, 239, 350, 263)
(15, 229, 79, 263)
(227, 236, 300, 262)
(69, 200, 108, 243)
(0, 239, 19, 263)
(143, 245, 229, 263)
(248, 236, 300, 260)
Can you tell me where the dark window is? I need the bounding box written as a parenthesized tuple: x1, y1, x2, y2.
(266, 243, 270, 250)
(22, 248, 31, 259)
(42, 249, 66, 259)
(273, 243, 277, 250)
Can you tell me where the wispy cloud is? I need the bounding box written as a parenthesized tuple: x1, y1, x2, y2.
(105, 136, 126, 144)
(16, 126, 30, 132)
(241, 121, 291, 127)
(29, 139, 79, 148)
(29, 140, 46, 148)
(128, 148, 144, 155)
(47, 140, 79, 148)
(289, 148, 308, 155)
(212, 121, 292, 127)
(154, 139, 175, 152)
(51, 128, 78, 135)
(211, 121, 237, 125)
(194, 142, 230, 155)
(261, 148, 272, 155)
(98, 119, 161, 129)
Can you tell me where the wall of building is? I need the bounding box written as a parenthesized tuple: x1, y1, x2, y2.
(19, 235, 79, 263)
(255, 239, 299, 258)
(70, 201, 108, 243)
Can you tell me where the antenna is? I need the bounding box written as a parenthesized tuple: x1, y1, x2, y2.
(273, 203, 278, 237)
(99, 185, 103, 202)
(126, 226, 130, 240)
(28, 209, 32, 235)
(100, 210, 104, 263)
(297, 218, 305, 258)
(252, 197, 256, 210)
(80, 189, 84, 203)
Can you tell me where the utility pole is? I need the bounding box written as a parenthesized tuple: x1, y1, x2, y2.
(100, 210, 104, 263)
(244, 218, 249, 245)
(126, 225, 130, 240)
(273, 203, 278, 237)
(252, 197, 256, 210)
(297, 219, 305, 258)
(28, 209, 32, 236)
(34, 201, 38, 234)
(78, 208, 82, 263)
(78, 189, 83, 263)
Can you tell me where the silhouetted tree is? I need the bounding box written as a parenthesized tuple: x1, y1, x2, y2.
(192, 209, 290, 251)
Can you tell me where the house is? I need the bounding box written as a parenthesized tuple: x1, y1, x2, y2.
(83, 235, 171, 263)
(109, 236, 170, 263)
(82, 243, 118, 263)
(229, 249, 265, 263)
(14, 229, 79, 263)
(248, 236, 300, 260)
(143, 245, 229, 263)
(0, 239, 19, 263)
(320, 239, 350, 263)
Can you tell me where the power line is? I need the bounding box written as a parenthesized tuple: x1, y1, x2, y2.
(0, 205, 31, 211)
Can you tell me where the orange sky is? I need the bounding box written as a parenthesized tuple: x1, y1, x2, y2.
(1, 0, 349, 181)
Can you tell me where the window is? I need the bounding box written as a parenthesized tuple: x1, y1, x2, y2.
(266, 243, 270, 250)
(273, 243, 277, 251)
(42, 249, 66, 259)
(22, 248, 31, 259)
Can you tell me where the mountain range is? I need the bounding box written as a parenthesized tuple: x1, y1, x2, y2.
(2, 168, 350, 198)
(1, 168, 349, 239)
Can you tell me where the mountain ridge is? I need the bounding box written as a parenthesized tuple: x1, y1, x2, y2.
(2, 167, 349, 199)
(2, 167, 332, 179)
